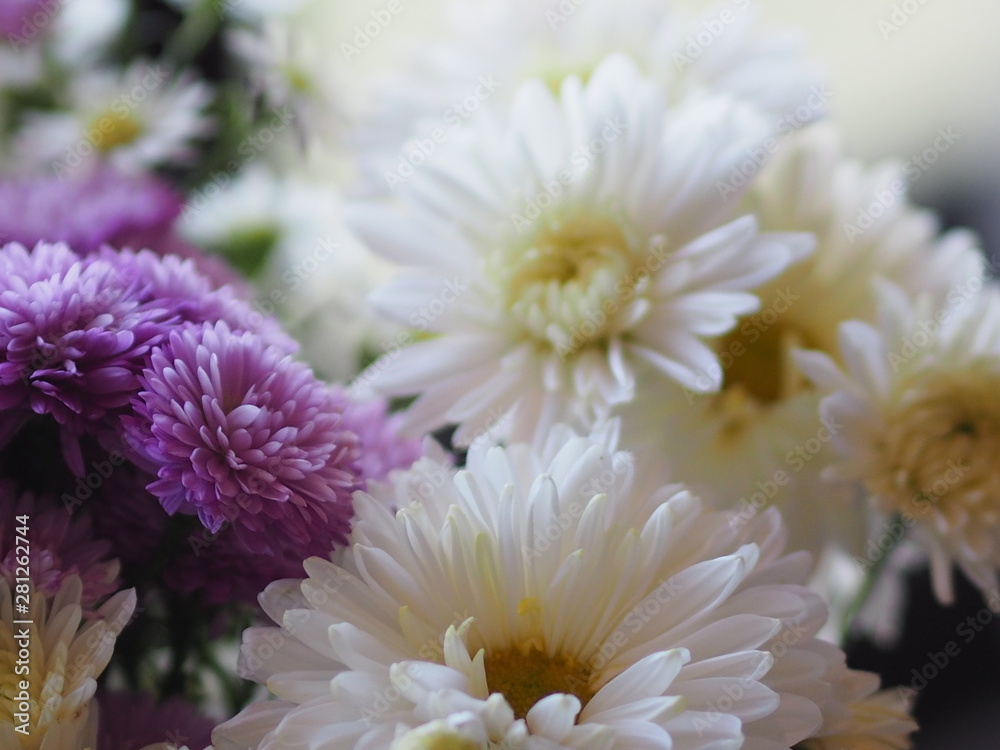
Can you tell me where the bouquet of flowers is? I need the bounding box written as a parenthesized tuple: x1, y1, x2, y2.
(1, 0, 994, 748)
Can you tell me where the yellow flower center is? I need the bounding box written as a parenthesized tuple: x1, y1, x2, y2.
(538, 65, 595, 95)
(498, 214, 642, 352)
(483, 647, 593, 721)
(87, 110, 143, 152)
(393, 725, 483, 750)
(718, 321, 816, 406)
(707, 315, 819, 446)
(875, 364, 1000, 524)
(284, 65, 313, 94)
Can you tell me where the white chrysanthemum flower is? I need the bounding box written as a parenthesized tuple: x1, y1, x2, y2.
(615, 124, 988, 557)
(796, 281, 1000, 604)
(0, 576, 136, 749)
(180, 164, 402, 381)
(797, 640, 916, 750)
(212, 425, 907, 750)
(14, 60, 212, 176)
(348, 56, 813, 447)
(355, 0, 824, 194)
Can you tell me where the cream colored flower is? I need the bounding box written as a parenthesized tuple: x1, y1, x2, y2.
(616, 123, 987, 559)
(0, 576, 136, 749)
(798, 640, 916, 749)
(355, 0, 824, 194)
(213, 425, 895, 750)
(15, 60, 212, 175)
(797, 282, 1000, 604)
(350, 56, 812, 447)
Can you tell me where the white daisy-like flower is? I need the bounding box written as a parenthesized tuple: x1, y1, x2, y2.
(0, 576, 136, 749)
(614, 123, 988, 558)
(226, 19, 348, 144)
(348, 55, 813, 447)
(212, 424, 907, 750)
(14, 59, 212, 176)
(50, 0, 129, 65)
(795, 281, 1000, 604)
(355, 0, 825, 194)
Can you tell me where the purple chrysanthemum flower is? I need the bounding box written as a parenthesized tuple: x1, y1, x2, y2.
(0, 0, 46, 40)
(0, 167, 243, 289)
(125, 321, 362, 556)
(99, 247, 295, 353)
(97, 691, 215, 750)
(337, 391, 424, 482)
(0, 481, 121, 612)
(160, 393, 420, 603)
(0, 242, 171, 469)
(0, 167, 180, 253)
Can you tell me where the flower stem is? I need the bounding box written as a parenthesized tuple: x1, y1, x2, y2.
(839, 513, 900, 642)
